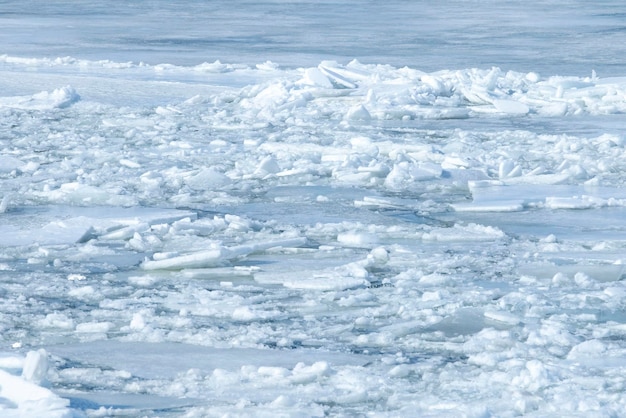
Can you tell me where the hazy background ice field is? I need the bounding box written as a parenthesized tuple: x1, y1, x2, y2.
(1, 0, 626, 75)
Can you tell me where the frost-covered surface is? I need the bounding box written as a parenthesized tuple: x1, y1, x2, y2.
(3, 1, 626, 417)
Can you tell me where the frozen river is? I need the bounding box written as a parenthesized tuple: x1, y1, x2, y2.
(1, 1, 626, 416)
(2, 0, 626, 75)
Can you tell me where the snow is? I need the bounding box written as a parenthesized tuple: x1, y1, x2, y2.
(2, 0, 626, 416)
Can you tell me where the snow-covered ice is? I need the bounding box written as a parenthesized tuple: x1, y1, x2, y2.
(2, 1, 626, 416)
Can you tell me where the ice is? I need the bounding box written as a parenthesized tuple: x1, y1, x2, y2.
(453, 181, 626, 212)
(47, 341, 367, 410)
(318, 64, 359, 89)
(0, 156, 25, 174)
(300, 68, 333, 88)
(0, 86, 80, 110)
(0, 206, 196, 247)
(184, 168, 232, 190)
(0, 351, 72, 418)
(2, 1, 626, 416)
(337, 232, 379, 247)
(141, 237, 307, 270)
(344, 104, 371, 121)
(21, 349, 49, 384)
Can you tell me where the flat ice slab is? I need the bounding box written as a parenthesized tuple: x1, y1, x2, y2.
(49, 341, 367, 379)
(453, 181, 626, 212)
(0, 206, 196, 247)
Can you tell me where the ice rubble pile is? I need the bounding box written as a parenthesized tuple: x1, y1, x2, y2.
(1, 60, 626, 213)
